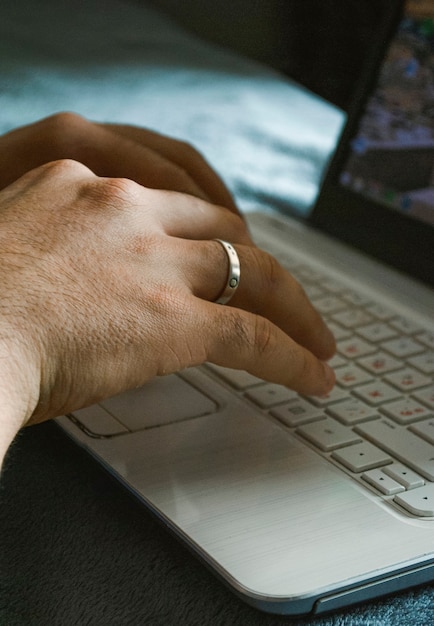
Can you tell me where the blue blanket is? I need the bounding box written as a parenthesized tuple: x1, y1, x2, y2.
(1, 0, 343, 217)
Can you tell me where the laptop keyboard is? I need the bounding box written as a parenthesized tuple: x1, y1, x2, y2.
(68, 243, 434, 520)
(207, 250, 434, 520)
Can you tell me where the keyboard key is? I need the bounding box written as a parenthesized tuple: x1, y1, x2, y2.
(416, 332, 434, 350)
(338, 338, 377, 359)
(357, 323, 397, 343)
(357, 352, 402, 375)
(332, 442, 391, 472)
(384, 367, 431, 392)
(382, 337, 424, 358)
(303, 284, 324, 300)
(412, 385, 434, 410)
(333, 310, 373, 328)
(366, 303, 394, 320)
(335, 364, 373, 388)
(328, 322, 352, 341)
(313, 296, 346, 314)
(271, 400, 324, 427)
(409, 419, 434, 445)
(390, 317, 422, 335)
(362, 469, 405, 495)
(245, 383, 299, 408)
(381, 398, 432, 424)
(342, 291, 371, 307)
(328, 354, 347, 369)
(383, 464, 425, 490)
(306, 386, 350, 407)
(328, 398, 379, 425)
(207, 364, 263, 390)
(353, 381, 402, 406)
(394, 484, 434, 517)
(355, 418, 434, 481)
(408, 352, 434, 375)
(297, 417, 360, 451)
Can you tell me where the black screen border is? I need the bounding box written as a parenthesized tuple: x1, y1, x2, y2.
(312, 0, 434, 288)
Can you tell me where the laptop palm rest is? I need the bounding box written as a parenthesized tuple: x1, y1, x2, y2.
(57, 367, 433, 613)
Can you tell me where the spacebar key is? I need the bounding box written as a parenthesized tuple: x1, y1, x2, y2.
(355, 419, 434, 481)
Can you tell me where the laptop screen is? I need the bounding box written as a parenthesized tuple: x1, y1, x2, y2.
(312, 0, 434, 287)
(339, 2, 434, 228)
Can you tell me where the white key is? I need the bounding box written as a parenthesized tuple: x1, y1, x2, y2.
(384, 367, 431, 392)
(408, 352, 434, 375)
(383, 464, 425, 489)
(332, 442, 391, 472)
(362, 469, 405, 495)
(412, 385, 434, 410)
(338, 337, 377, 359)
(394, 484, 434, 517)
(321, 279, 344, 294)
(357, 352, 402, 375)
(335, 364, 373, 388)
(207, 364, 263, 390)
(382, 337, 424, 358)
(305, 386, 350, 407)
(416, 332, 434, 350)
(333, 310, 373, 328)
(381, 398, 432, 424)
(354, 381, 402, 406)
(328, 398, 379, 425)
(355, 418, 434, 481)
(304, 284, 324, 300)
(328, 354, 347, 369)
(410, 419, 434, 445)
(366, 303, 394, 320)
(390, 317, 422, 335)
(271, 400, 324, 427)
(297, 417, 360, 451)
(313, 296, 346, 315)
(328, 322, 352, 341)
(357, 323, 397, 343)
(342, 291, 371, 307)
(246, 383, 299, 408)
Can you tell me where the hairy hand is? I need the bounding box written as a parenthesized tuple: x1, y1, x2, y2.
(0, 112, 238, 213)
(0, 159, 335, 433)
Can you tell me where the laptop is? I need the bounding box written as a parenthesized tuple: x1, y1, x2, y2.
(57, 0, 434, 616)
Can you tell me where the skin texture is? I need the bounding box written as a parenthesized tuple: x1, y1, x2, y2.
(0, 113, 335, 464)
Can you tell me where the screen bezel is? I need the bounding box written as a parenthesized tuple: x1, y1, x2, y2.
(311, 0, 434, 288)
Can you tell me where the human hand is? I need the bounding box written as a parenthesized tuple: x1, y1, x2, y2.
(0, 159, 335, 458)
(0, 112, 238, 213)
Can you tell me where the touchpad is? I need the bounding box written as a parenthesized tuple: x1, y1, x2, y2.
(70, 374, 218, 437)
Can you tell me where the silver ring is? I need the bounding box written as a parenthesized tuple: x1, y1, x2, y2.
(213, 239, 240, 305)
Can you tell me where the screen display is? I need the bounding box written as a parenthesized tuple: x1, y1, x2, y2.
(340, 0, 434, 227)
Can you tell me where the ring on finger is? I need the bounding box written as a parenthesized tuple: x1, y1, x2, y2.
(213, 239, 240, 305)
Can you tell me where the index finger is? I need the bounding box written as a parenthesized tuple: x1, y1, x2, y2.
(191, 299, 335, 397)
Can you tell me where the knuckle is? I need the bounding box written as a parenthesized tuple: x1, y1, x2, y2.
(39, 112, 88, 156)
(81, 176, 142, 211)
(38, 158, 89, 178)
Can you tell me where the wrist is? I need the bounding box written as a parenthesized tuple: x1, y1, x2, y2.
(0, 331, 40, 469)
